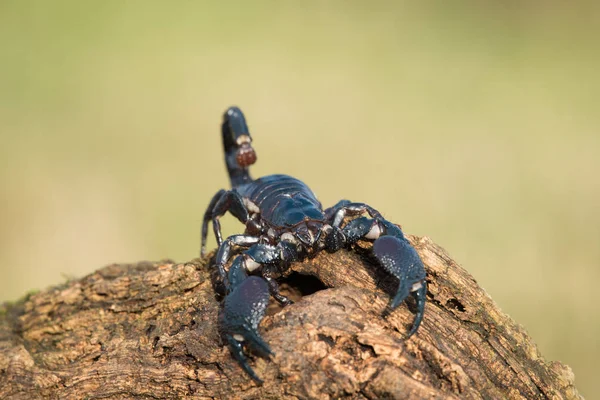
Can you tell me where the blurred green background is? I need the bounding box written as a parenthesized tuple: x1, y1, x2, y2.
(1, 1, 598, 397)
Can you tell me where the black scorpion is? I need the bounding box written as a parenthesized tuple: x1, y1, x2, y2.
(201, 107, 427, 383)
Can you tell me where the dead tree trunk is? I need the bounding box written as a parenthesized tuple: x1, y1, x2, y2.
(0, 235, 581, 399)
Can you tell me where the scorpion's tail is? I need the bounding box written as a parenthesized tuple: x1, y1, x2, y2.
(222, 106, 256, 188)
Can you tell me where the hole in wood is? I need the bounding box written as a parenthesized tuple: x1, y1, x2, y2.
(266, 272, 328, 315)
(445, 298, 466, 312)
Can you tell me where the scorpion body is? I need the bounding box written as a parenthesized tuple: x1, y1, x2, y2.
(201, 107, 427, 383)
(237, 174, 325, 228)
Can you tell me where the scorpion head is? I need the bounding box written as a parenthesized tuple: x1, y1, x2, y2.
(282, 221, 327, 256)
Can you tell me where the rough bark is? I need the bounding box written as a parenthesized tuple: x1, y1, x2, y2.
(0, 235, 581, 399)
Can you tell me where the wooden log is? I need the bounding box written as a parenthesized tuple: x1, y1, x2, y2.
(0, 235, 581, 399)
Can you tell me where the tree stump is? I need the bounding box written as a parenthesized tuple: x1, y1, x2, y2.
(0, 235, 582, 399)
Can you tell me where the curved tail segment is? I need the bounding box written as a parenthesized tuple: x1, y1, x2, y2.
(222, 106, 257, 188)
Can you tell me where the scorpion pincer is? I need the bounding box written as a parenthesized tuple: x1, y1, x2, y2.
(201, 106, 427, 383)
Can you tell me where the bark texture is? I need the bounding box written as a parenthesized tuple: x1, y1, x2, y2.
(0, 235, 582, 399)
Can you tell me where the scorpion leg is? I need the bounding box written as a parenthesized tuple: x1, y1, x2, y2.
(220, 258, 272, 383)
(212, 234, 260, 294)
(325, 200, 384, 228)
(262, 268, 294, 306)
(201, 189, 226, 257)
(201, 189, 250, 258)
(325, 202, 427, 336)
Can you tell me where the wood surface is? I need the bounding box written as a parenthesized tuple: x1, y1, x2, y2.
(0, 235, 582, 399)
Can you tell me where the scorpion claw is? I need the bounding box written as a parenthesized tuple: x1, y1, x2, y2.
(407, 280, 427, 337)
(224, 335, 265, 384)
(373, 235, 427, 334)
(219, 276, 272, 383)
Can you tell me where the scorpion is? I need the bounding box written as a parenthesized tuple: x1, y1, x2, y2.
(201, 106, 427, 383)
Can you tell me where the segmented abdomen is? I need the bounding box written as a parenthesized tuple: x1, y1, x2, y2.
(236, 174, 324, 227)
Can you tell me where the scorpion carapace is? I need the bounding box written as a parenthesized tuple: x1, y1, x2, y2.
(201, 106, 427, 383)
